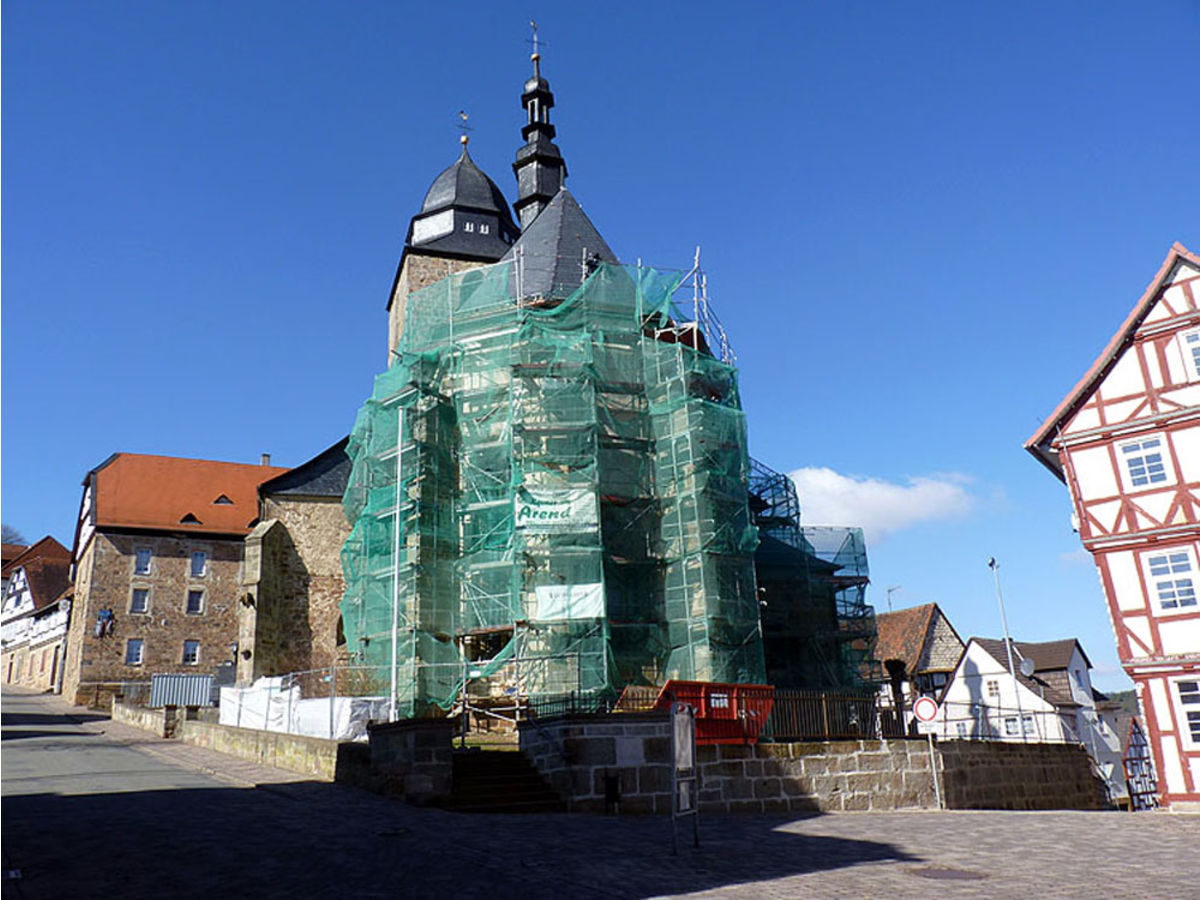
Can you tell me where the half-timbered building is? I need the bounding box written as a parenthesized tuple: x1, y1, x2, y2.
(1027, 242, 1200, 811)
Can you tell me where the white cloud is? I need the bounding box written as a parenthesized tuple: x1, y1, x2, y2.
(788, 467, 975, 543)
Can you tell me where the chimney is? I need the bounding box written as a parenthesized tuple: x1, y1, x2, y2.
(260, 453, 271, 466)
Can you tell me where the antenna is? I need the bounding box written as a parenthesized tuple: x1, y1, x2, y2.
(886, 585, 902, 613)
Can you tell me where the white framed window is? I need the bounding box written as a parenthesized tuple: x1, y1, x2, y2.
(1142, 547, 1197, 613)
(1021, 714, 1036, 735)
(1119, 436, 1171, 489)
(182, 640, 200, 665)
(125, 639, 144, 666)
(1181, 328, 1200, 382)
(134, 548, 152, 575)
(190, 551, 208, 578)
(480, 223, 490, 234)
(1173, 679, 1200, 748)
(464, 221, 475, 233)
(130, 588, 150, 614)
(185, 589, 205, 615)
(1004, 716, 1019, 736)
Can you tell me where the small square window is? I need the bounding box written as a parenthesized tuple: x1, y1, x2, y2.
(1144, 549, 1197, 612)
(1121, 437, 1168, 487)
(130, 588, 150, 614)
(986, 679, 1000, 698)
(125, 639, 144, 666)
(134, 548, 152, 575)
(1004, 716, 1019, 736)
(186, 590, 205, 615)
(191, 551, 207, 577)
(1021, 714, 1036, 735)
(182, 640, 200, 665)
(480, 223, 489, 234)
(464, 221, 475, 233)
(1182, 329, 1200, 381)
(955, 722, 967, 738)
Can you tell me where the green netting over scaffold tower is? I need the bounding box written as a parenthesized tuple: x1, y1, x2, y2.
(340, 261, 765, 718)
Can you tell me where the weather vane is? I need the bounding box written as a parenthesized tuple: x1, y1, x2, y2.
(528, 20, 547, 77)
(456, 109, 473, 146)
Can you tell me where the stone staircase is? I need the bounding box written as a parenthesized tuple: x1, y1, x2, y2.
(447, 749, 566, 813)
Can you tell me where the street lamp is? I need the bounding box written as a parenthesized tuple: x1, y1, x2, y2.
(988, 557, 1025, 741)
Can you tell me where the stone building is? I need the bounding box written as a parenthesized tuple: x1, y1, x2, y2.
(1, 536, 73, 692)
(238, 438, 352, 682)
(62, 452, 287, 707)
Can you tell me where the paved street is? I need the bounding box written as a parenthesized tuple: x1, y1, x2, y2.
(2, 687, 1197, 899)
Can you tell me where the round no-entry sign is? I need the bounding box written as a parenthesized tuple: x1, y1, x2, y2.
(912, 696, 939, 723)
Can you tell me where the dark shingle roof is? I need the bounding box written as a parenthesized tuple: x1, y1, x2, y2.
(501, 189, 617, 300)
(2, 536, 72, 614)
(972, 637, 1088, 707)
(260, 438, 351, 499)
(406, 146, 519, 261)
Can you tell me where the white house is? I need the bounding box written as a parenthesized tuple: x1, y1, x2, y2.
(936, 637, 1127, 803)
(1026, 243, 1200, 810)
(1, 536, 74, 693)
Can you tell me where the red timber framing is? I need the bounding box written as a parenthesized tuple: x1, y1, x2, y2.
(1027, 242, 1200, 811)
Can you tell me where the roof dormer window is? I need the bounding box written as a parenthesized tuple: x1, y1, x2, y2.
(464, 221, 475, 233)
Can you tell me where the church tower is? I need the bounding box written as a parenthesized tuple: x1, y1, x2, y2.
(386, 139, 519, 357)
(511, 48, 568, 230)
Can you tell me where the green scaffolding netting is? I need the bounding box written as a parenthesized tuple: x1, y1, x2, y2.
(340, 261, 766, 717)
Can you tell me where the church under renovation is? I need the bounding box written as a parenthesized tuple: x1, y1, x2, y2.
(339, 52, 878, 718)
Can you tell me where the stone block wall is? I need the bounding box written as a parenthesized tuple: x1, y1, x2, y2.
(366, 718, 455, 804)
(64, 531, 243, 705)
(177, 719, 340, 780)
(938, 739, 1105, 810)
(112, 700, 173, 737)
(520, 714, 1105, 814)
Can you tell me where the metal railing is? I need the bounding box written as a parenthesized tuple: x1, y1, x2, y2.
(768, 689, 880, 741)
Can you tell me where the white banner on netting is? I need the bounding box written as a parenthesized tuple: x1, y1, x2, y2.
(534, 582, 605, 620)
(219, 677, 388, 741)
(514, 488, 598, 533)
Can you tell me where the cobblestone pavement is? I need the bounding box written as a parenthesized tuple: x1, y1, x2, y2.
(3, 688, 1197, 899)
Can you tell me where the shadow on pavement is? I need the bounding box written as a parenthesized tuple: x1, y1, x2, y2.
(1, 710, 109, 727)
(1, 729, 102, 742)
(3, 781, 919, 900)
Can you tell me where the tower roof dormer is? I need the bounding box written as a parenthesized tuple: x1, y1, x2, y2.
(405, 141, 520, 261)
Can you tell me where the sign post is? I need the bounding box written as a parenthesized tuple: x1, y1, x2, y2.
(670, 701, 699, 853)
(912, 696, 943, 810)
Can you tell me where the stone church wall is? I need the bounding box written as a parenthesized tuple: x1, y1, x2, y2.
(238, 495, 350, 681)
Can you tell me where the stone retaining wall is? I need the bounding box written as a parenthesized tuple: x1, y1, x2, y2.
(177, 719, 340, 780)
(519, 713, 1104, 814)
(366, 718, 455, 804)
(112, 700, 179, 738)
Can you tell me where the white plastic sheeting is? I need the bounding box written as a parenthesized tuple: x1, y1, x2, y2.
(219, 677, 387, 741)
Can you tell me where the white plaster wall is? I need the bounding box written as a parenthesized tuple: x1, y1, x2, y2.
(1161, 619, 1200, 657)
(1100, 351, 1145, 400)
(1106, 551, 1145, 612)
(1072, 446, 1119, 501)
(1172, 425, 1200, 484)
(1125, 617, 1154, 657)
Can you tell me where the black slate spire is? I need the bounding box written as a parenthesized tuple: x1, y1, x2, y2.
(512, 48, 567, 230)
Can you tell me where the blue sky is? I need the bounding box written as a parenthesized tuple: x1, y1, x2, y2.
(5, 2, 1198, 690)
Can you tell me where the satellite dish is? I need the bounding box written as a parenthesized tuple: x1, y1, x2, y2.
(1019, 658, 1036, 678)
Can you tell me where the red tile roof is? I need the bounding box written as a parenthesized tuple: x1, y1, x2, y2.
(2, 536, 73, 613)
(874, 603, 937, 671)
(1025, 242, 1200, 478)
(1, 543, 28, 568)
(89, 454, 290, 536)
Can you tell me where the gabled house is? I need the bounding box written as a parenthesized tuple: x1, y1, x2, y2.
(938, 637, 1127, 802)
(1, 536, 74, 692)
(873, 603, 964, 728)
(1025, 242, 1200, 810)
(63, 452, 288, 707)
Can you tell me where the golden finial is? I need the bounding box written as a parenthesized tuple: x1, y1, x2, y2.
(457, 109, 472, 146)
